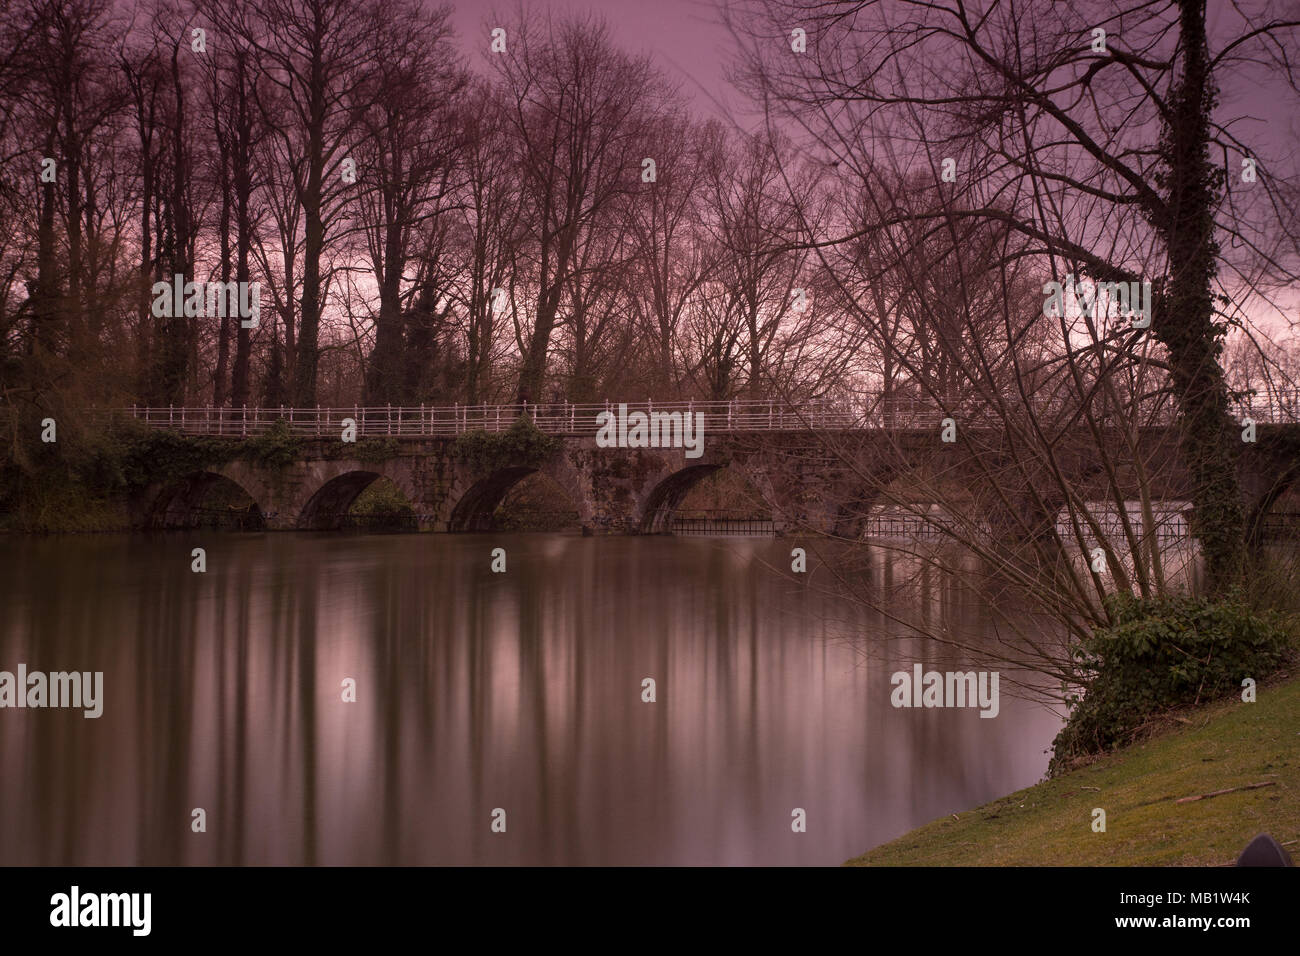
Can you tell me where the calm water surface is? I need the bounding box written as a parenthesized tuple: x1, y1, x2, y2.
(0, 533, 1061, 865)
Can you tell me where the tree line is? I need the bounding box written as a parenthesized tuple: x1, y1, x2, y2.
(0, 0, 859, 418)
(3, 0, 1299, 593)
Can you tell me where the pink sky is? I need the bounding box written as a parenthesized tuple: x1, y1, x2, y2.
(450, 0, 740, 119)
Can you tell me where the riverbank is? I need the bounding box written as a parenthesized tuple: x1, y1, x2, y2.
(846, 674, 1299, 866)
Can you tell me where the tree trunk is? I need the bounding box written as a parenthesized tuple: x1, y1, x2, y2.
(1153, 0, 1245, 592)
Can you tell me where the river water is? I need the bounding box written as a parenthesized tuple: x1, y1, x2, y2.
(0, 533, 1061, 865)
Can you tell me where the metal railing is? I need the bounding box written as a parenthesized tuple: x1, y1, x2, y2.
(114, 400, 856, 437)
(1262, 512, 1300, 541)
(105, 389, 1300, 438)
(859, 509, 1269, 546)
(670, 510, 777, 537)
(862, 513, 979, 542)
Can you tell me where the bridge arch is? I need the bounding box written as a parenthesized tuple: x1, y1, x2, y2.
(639, 463, 723, 533)
(447, 457, 588, 532)
(297, 465, 419, 530)
(449, 466, 539, 532)
(146, 469, 266, 530)
(637, 460, 777, 534)
(1248, 468, 1300, 548)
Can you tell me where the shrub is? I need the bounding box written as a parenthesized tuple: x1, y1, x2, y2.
(117, 426, 233, 488)
(238, 419, 303, 469)
(1050, 593, 1295, 773)
(352, 437, 401, 464)
(452, 414, 559, 474)
(350, 478, 414, 517)
(0, 414, 310, 530)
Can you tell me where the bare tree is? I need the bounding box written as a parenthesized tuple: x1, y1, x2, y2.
(490, 10, 667, 404)
(352, 1, 465, 404)
(698, 129, 817, 399)
(626, 114, 718, 397)
(211, 0, 389, 407)
(723, 0, 1300, 595)
(447, 81, 525, 405)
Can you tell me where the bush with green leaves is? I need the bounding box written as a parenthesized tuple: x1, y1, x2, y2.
(238, 419, 304, 469)
(0, 415, 310, 530)
(1050, 593, 1294, 773)
(352, 437, 401, 464)
(349, 478, 414, 517)
(92, 418, 302, 487)
(452, 414, 560, 474)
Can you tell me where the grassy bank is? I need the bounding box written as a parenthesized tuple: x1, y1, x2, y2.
(847, 674, 1299, 866)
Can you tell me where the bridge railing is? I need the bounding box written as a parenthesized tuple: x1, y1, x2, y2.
(109, 400, 867, 437)
(104, 389, 1300, 437)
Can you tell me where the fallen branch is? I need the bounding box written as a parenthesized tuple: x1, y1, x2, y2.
(1174, 782, 1276, 804)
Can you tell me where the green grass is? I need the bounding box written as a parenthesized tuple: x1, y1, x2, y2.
(846, 674, 1299, 866)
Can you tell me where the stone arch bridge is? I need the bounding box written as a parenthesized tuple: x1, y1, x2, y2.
(124, 400, 1300, 544)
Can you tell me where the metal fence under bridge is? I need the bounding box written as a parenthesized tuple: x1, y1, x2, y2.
(669, 511, 776, 537)
(1263, 512, 1300, 542)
